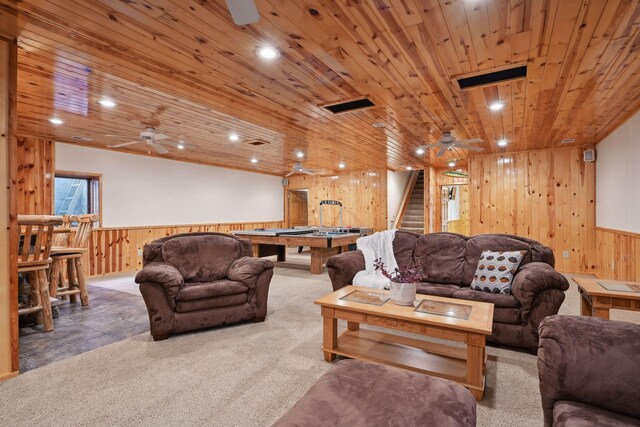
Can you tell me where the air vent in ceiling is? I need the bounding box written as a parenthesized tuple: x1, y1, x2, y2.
(244, 139, 270, 146)
(70, 136, 94, 142)
(321, 97, 375, 114)
(561, 138, 576, 144)
(457, 65, 528, 90)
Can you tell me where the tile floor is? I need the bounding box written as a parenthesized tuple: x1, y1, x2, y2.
(19, 285, 149, 372)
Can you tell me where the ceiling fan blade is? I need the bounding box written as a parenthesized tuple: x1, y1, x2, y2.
(284, 171, 296, 177)
(149, 142, 169, 154)
(301, 170, 316, 175)
(153, 133, 169, 141)
(109, 141, 140, 148)
(460, 138, 484, 144)
(225, 0, 259, 25)
(436, 147, 447, 157)
(457, 144, 484, 152)
(421, 143, 441, 148)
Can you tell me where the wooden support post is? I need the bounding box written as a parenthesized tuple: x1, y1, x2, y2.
(0, 33, 18, 379)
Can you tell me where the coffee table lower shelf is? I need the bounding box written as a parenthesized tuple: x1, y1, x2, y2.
(323, 329, 485, 398)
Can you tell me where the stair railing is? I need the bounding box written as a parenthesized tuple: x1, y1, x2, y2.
(392, 170, 420, 229)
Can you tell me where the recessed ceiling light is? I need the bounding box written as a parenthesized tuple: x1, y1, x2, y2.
(229, 133, 239, 142)
(49, 117, 64, 125)
(250, 157, 258, 164)
(448, 161, 456, 168)
(98, 98, 116, 108)
(489, 101, 504, 111)
(497, 138, 508, 147)
(406, 166, 412, 170)
(176, 142, 185, 150)
(338, 162, 345, 169)
(256, 45, 280, 60)
(416, 148, 425, 155)
(296, 151, 304, 158)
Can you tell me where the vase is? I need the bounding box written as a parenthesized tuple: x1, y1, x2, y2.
(390, 282, 417, 306)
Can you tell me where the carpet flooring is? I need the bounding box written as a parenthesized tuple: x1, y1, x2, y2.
(2, 261, 639, 426)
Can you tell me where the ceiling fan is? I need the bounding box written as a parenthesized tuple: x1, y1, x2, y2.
(225, 0, 259, 25)
(284, 162, 317, 177)
(419, 131, 485, 157)
(108, 127, 174, 154)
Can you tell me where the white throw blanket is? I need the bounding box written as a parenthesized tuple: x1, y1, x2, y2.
(352, 230, 398, 289)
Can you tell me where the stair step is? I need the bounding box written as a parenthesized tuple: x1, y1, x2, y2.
(401, 222, 424, 228)
(399, 227, 424, 234)
(404, 215, 423, 221)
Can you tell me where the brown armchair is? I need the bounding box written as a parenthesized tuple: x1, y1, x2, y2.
(538, 315, 640, 426)
(135, 232, 274, 341)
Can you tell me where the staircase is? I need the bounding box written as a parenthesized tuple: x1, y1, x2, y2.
(399, 170, 424, 234)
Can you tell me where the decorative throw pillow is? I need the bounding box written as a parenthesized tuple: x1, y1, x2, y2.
(470, 250, 527, 295)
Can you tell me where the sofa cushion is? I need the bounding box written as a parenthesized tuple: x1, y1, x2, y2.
(175, 293, 248, 313)
(162, 235, 241, 282)
(416, 282, 460, 298)
(414, 233, 467, 285)
(392, 230, 419, 269)
(493, 307, 522, 325)
(452, 288, 521, 308)
(462, 235, 532, 285)
(470, 249, 526, 295)
(176, 279, 248, 301)
(553, 401, 640, 427)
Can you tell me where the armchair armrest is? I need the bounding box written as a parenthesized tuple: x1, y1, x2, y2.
(135, 262, 184, 300)
(227, 256, 274, 289)
(538, 315, 640, 426)
(511, 262, 569, 308)
(326, 250, 365, 291)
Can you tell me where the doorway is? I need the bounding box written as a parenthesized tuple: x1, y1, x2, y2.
(288, 189, 308, 228)
(438, 184, 470, 235)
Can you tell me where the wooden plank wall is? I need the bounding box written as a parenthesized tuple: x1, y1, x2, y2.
(594, 228, 640, 281)
(287, 169, 387, 232)
(15, 136, 53, 215)
(468, 147, 596, 274)
(85, 220, 285, 276)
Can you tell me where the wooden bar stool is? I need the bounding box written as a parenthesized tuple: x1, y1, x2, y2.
(17, 215, 63, 332)
(49, 214, 98, 305)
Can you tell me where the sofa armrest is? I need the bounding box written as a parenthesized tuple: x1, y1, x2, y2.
(227, 256, 274, 289)
(326, 251, 365, 291)
(135, 262, 184, 301)
(538, 315, 640, 426)
(511, 262, 569, 308)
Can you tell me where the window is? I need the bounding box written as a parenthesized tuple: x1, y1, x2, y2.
(54, 172, 101, 222)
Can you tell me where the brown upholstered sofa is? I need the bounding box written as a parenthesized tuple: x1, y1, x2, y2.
(326, 231, 569, 351)
(135, 232, 273, 341)
(538, 315, 640, 427)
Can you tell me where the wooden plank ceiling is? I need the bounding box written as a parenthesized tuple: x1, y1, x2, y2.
(1, 0, 640, 174)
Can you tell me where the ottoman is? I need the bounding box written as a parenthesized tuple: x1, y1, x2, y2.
(273, 360, 476, 427)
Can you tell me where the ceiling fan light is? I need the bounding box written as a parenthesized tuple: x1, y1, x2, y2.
(489, 101, 504, 111)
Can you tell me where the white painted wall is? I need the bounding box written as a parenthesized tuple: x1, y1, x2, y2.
(596, 110, 640, 233)
(55, 143, 284, 227)
(387, 170, 412, 228)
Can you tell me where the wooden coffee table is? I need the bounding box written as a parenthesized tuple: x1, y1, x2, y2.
(574, 277, 640, 319)
(314, 286, 494, 400)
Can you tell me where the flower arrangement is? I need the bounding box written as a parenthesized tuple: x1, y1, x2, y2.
(373, 258, 424, 283)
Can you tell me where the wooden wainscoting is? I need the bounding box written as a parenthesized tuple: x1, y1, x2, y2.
(84, 221, 284, 276)
(595, 227, 640, 281)
(469, 147, 596, 274)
